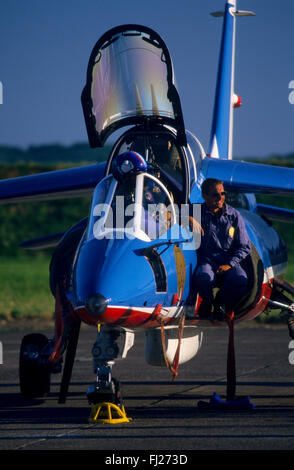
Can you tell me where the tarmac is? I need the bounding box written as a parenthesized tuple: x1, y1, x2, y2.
(1, 320, 294, 454)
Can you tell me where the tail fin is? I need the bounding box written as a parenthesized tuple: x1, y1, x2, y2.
(208, 1, 255, 159)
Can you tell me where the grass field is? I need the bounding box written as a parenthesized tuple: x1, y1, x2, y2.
(0, 255, 54, 321)
(287, 262, 294, 284)
(0, 254, 293, 323)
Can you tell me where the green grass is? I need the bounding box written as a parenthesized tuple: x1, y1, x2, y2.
(0, 255, 54, 321)
(286, 262, 294, 284)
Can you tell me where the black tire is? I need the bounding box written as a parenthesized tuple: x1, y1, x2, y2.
(19, 333, 51, 398)
(87, 378, 122, 406)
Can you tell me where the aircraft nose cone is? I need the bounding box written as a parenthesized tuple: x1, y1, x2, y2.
(85, 293, 108, 316)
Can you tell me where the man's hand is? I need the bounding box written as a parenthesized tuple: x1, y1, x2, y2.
(216, 264, 231, 275)
(189, 216, 204, 236)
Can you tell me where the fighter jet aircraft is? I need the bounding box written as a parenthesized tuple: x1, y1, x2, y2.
(1, 0, 294, 409)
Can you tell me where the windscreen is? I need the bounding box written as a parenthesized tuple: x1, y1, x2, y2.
(87, 175, 117, 241)
(141, 174, 176, 240)
(87, 173, 176, 242)
(90, 31, 175, 137)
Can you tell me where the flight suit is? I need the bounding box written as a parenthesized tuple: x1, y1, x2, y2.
(194, 202, 251, 310)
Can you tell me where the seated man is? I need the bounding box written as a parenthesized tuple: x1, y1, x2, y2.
(194, 178, 251, 320)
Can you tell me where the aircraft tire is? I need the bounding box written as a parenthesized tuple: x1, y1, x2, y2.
(19, 333, 51, 398)
(87, 378, 122, 406)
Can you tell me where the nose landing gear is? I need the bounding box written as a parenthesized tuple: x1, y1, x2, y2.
(86, 325, 134, 423)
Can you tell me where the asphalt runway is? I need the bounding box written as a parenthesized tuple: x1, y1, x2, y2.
(1, 321, 294, 453)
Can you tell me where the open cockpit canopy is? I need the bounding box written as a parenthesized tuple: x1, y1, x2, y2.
(82, 25, 186, 147)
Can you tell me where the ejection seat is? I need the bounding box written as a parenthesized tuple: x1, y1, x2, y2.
(107, 128, 187, 206)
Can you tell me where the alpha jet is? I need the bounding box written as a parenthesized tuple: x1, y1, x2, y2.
(1, 1, 294, 407)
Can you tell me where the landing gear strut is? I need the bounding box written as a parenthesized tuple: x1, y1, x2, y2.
(264, 296, 294, 338)
(264, 278, 294, 339)
(86, 325, 134, 406)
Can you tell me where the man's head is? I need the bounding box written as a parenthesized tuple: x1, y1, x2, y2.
(201, 178, 226, 213)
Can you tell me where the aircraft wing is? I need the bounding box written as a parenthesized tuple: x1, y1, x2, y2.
(256, 204, 294, 224)
(0, 162, 106, 204)
(195, 157, 294, 196)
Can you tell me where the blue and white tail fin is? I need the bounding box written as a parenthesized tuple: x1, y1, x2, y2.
(208, 1, 255, 159)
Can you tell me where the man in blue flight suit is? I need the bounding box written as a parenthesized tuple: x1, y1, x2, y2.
(194, 178, 251, 321)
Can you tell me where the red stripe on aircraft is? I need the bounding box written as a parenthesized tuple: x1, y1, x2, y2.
(74, 280, 273, 328)
(75, 305, 175, 328)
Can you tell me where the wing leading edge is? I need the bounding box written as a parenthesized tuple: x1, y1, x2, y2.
(194, 157, 294, 196)
(256, 204, 294, 224)
(189, 157, 294, 223)
(0, 162, 106, 204)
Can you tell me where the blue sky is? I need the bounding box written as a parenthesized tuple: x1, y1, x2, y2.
(1, 0, 294, 159)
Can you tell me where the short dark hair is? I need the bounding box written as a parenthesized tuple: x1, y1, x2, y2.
(201, 178, 223, 196)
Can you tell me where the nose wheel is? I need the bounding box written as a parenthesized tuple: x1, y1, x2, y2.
(87, 376, 122, 406)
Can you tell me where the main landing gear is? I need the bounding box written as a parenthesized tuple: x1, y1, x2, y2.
(19, 333, 61, 398)
(264, 278, 294, 339)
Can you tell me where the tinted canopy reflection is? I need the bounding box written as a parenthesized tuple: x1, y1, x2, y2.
(82, 25, 186, 147)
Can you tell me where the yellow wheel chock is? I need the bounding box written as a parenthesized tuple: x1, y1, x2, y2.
(88, 402, 132, 424)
